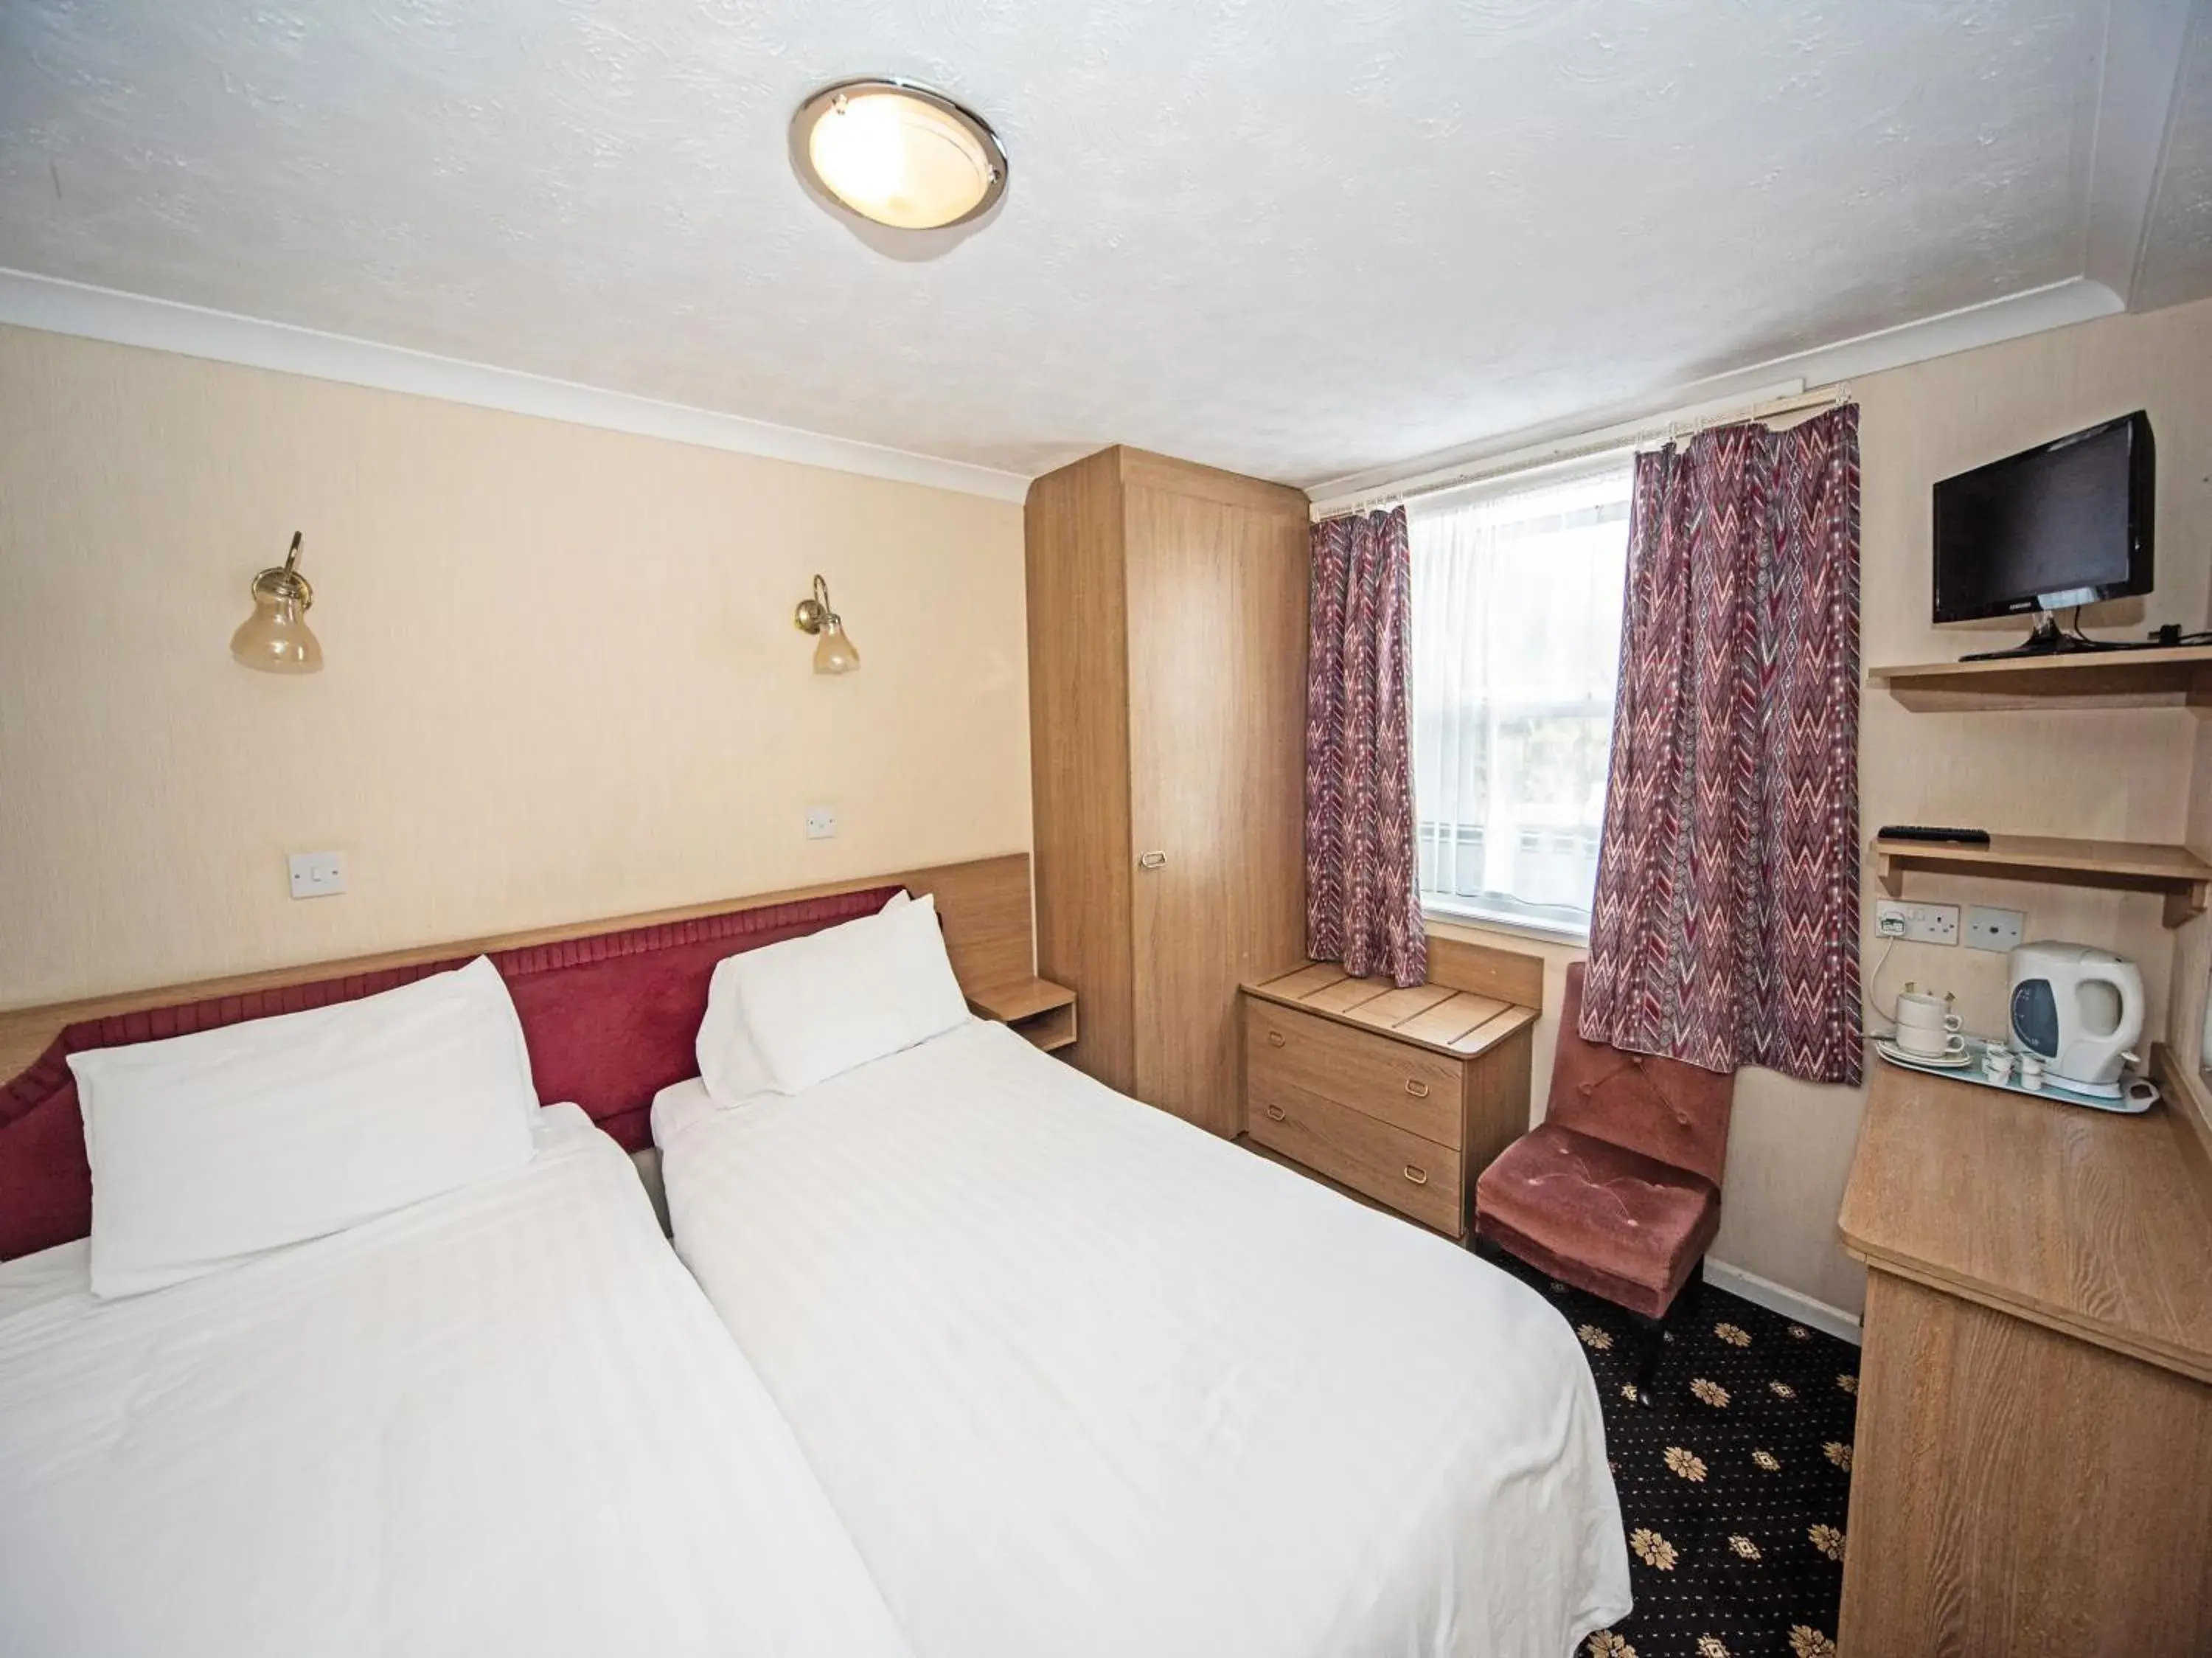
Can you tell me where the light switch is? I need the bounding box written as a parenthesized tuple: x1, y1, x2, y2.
(805, 805, 838, 841)
(288, 850, 347, 899)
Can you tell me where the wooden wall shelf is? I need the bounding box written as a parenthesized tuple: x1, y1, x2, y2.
(1873, 833, 2212, 926)
(1867, 645, 2212, 712)
(968, 976, 1079, 1052)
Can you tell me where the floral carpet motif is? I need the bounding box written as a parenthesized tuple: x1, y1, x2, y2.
(1481, 1252, 1860, 1658)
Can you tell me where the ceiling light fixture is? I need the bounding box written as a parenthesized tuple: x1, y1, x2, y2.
(793, 77, 1007, 231)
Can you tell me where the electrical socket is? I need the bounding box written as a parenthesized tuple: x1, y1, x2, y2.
(804, 805, 837, 841)
(1874, 898, 1958, 945)
(1964, 904, 2025, 952)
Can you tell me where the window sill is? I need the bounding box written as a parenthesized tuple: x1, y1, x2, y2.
(1421, 901, 1590, 948)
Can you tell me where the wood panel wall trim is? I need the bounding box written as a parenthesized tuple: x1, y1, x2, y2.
(1423, 935, 1546, 1010)
(0, 853, 1034, 1083)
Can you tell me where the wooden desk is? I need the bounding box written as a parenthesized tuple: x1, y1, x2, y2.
(1837, 1060, 2212, 1655)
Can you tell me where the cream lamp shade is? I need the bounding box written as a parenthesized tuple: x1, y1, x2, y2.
(793, 79, 1007, 231)
(793, 574, 860, 675)
(229, 531, 323, 674)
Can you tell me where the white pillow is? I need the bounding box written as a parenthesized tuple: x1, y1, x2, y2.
(696, 890, 970, 1103)
(696, 892, 911, 1103)
(69, 956, 538, 1298)
(648, 1075, 718, 1148)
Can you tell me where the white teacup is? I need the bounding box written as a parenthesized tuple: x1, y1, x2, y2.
(1895, 989, 1962, 1034)
(1896, 1024, 1966, 1059)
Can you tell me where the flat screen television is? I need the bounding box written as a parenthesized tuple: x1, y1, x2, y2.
(1932, 411, 2154, 657)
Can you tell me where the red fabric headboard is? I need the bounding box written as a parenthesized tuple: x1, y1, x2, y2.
(0, 885, 900, 1261)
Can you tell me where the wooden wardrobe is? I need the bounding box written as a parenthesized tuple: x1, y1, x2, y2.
(1026, 446, 1310, 1137)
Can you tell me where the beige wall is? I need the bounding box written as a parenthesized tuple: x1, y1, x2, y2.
(1444, 293, 2212, 1319)
(7, 303, 2208, 1309)
(2165, 694, 2212, 1137)
(0, 325, 1031, 1008)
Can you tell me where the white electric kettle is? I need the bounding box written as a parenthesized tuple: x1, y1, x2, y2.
(2008, 942, 2144, 1097)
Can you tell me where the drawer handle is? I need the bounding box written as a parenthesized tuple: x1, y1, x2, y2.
(1266, 1030, 1287, 1048)
(1264, 1103, 1287, 1123)
(1138, 850, 1167, 870)
(1404, 1078, 1430, 1098)
(1402, 1164, 1429, 1186)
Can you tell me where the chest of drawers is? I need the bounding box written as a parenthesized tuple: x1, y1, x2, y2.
(1239, 958, 1538, 1239)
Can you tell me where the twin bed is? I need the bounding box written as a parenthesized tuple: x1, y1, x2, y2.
(0, 858, 1628, 1657)
(0, 1105, 912, 1658)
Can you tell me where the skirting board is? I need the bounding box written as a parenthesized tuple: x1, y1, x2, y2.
(1706, 1258, 1863, 1347)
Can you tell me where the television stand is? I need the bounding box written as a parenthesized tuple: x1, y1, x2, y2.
(1958, 612, 2143, 662)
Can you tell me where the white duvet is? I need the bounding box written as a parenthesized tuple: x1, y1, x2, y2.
(0, 1104, 914, 1658)
(656, 1019, 1631, 1658)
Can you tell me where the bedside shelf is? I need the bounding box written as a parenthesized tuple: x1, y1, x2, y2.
(1873, 833, 2212, 926)
(1867, 646, 2212, 712)
(967, 976, 1078, 1052)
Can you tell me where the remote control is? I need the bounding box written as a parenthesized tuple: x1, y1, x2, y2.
(1877, 825, 1992, 846)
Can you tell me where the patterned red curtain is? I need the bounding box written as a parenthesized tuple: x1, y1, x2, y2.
(1306, 507, 1426, 988)
(1581, 406, 1862, 1085)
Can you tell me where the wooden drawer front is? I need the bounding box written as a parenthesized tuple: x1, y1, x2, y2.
(1247, 1086, 1463, 1235)
(1245, 999, 1463, 1146)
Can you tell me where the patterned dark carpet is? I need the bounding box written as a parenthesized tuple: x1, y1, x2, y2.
(1480, 1249, 1860, 1658)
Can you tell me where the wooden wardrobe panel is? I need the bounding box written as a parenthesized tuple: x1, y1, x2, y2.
(1123, 462, 1308, 1137)
(1119, 447, 1312, 516)
(1234, 495, 1313, 997)
(1024, 450, 1138, 1092)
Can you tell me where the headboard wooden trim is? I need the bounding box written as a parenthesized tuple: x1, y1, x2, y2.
(1425, 934, 1546, 1010)
(0, 853, 1034, 1084)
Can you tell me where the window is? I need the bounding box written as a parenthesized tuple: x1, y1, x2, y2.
(1409, 462, 1632, 936)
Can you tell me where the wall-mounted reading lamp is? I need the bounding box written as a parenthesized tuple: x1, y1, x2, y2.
(229, 531, 323, 674)
(793, 574, 860, 674)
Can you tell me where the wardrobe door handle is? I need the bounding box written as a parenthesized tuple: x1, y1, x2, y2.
(1263, 1103, 1287, 1122)
(1402, 1164, 1430, 1186)
(1138, 850, 1167, 870)
(1266, 1030, 1287, 1048)
(1404, 1078, 1430, 1098)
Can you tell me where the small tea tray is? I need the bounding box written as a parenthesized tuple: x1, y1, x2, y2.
(1874, 1033, 2156, 1114)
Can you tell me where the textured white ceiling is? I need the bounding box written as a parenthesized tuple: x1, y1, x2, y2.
(2138, 4, 2212, 311)
(0, 1, 2197, 487)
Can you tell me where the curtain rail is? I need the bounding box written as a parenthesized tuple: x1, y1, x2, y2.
(1309, 385, 1851, 522)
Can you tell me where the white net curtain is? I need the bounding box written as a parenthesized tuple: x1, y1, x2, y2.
(1408, 464, 1632, 933)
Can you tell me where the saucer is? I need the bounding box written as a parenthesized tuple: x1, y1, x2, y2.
(1877, 1038, 1974, 1070)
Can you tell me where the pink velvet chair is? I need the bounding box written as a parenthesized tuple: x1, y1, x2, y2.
(1474, 961, 1736, 1404)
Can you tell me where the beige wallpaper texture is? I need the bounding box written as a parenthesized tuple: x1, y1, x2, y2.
(5, 297, 2207, 1315)
(1443, 293, 2212, 1319)
(0, 325, 1031, 1008)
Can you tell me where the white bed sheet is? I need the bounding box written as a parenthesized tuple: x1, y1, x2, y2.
(0, 1104, 915, 1658)
(656, 1020, 1632, 1658)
